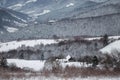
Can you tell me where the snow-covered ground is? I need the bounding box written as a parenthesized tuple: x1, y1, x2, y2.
(7, 57, 91, 72)
(4, 26, 18, 33)
(7, 76, 120, 80)
(0, 39, 65, 52)
(0, 36, 120, 52)
(66, 3, 74, 7)
(86, 36, 120, 41)
(5, 58, 120, 80)
(25, 0, 37, 4)
(7, 59, 45, 71)
(61, 62, 92, 68)
(100, 40, 120, 55)
(33, 10, 51, 18)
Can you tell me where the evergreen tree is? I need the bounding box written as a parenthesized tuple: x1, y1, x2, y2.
(1, 57, 7, 67)
(103, 34, 108, 46)
(92, 56, 99, 68)
(41, 53, 44, 60)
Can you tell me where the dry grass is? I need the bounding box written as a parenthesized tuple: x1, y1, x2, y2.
(41, 66, 120, 78)
(0, 66, 31, 79)
(1, 65, 120, 79)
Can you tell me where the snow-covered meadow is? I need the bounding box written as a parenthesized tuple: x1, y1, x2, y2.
(100, 40, 120, 55)
(7, 55, 90, 71)
(0, 39, 66, 52)
(0, 36, 120, 80)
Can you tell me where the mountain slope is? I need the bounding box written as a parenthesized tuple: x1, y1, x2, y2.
(1, 12, 120, 42)
(1, 0, 120, 22)
(100, 40, 120, 55)
(0, 7, 30, 34)
(74, 0, 120, 19)
(0, 0, 120, 42)
(0, 0, 107, 20)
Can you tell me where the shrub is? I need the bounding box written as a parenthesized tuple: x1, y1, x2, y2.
(8, 63, 17, 69)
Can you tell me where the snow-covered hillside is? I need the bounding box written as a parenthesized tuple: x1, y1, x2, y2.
(0, 39, 64, 52)
(7, 59, 45, 71)
(0, 0, 110, 20)
(100, 40, 120, 55)
(0, 7, 30, 34)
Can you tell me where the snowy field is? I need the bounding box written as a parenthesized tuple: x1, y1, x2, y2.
(0, 36, 120, 53)
(0, 39, 65, 52)
(7, 56, 90, 72)
(7, 59, 45, 71)
(100, 40, 120, 55)
(6, 76, 120, 80)
(5, 59, 120, 80)
(86, 36, 120, 41)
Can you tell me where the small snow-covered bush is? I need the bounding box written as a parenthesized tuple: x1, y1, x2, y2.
(23, 67, 34, 71)
(8, 63, 17, 69)
(44, 59, 61, 71)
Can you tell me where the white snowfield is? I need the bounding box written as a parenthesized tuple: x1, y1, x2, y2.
(86, 36, 120, 41)
(100, 40, 120, 55)
(10, 76, 120, 80)
(4, 26, 18, 33)
(90, 0, 107, 3)
(66, 3, 74, 7)
(33, 10, 51, 17)
(7, 59, 45, 71)
(25, 0, 37, 4)
(7, 55, 90, 71)
(6, 57, 120, 80)
(0, 36, 120, 52)
(0, 39, 64, 52)
(8, 4, 23, 10)
(7, 59, 90, 71)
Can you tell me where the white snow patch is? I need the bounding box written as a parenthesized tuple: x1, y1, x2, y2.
(100, 40, 120, 55)
(25, 0, 37, 4)
(14, 21, 28, 27)
(2, 18, 10, 22)
(90, 0, 107, 3)
(7, 59, 45, 71)
(61, 62, 92, 68)
(8, 4, 23, 10)
(26, 11, 35, 14)
(66, 3, 74, 7)
(8, 12, 27, 23)
(48, 20, 56, 23)
(0, 31, 3, 34)
(86, 36, 120, 41)
(4, 26, 18, 33)
(0, 39, 64, 52)
(56, 55, 71, 63)
(33, 10, 51, 17)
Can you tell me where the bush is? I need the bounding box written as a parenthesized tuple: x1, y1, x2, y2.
(8, 63, 17, 69)
(0, 57, 7, 67)
(44, 59, 62, 72)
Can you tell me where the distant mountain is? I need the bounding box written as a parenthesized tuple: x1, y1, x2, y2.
(1, 0, 120, 21)
(0, 0, 120, 42)
(1, 12, 120, 42)
(73, 0, 120, 18)
(0, 0, 107, 21)
(0, 7, 30, 34)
